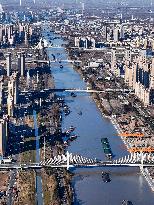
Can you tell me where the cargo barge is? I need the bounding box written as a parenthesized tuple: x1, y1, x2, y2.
(101, 138, 113, 159)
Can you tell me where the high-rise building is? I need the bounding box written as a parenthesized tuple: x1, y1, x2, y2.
(113, 27, 119, 42)
(75, 37, 80, 47)
(7, 93, 14, 117)
(7, 80, 14, 116)
(7, 73, 18, 116)
(6, 52, 11, 77)
(18, 52, 25, 76)
(125, 50, 154, 106)
(151, 39, 154, 52)
(111, 48, 116, 73)
(0, 4, 3, 13)
(17, 52, 21, 72)
(0, 26, 3, 41)
(103, 26, 108, 41)
(0, 119, 7, 156)
(8, 73, 18, 105)
(14, 79, 18, 105)
(25, 31, 28, 46)
(27, 70, 30, 87)
(81, 3, 84, 15)
(21, 52, 25, 76)
(0, 81, 4, 108)
(8, 25, 13, 39)
(120, 25, 124, 39)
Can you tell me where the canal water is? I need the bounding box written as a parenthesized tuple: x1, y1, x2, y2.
(43, 27, 154, 205)
(33, 110, 43, 205)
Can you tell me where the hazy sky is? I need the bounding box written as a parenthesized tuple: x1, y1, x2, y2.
(0, 0, 153, 7)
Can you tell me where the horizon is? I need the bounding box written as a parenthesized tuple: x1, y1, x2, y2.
(0, 0, 153, 7)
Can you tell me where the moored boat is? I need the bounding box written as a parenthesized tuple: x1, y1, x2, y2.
(64, 110, 70, 116)
(70, 135, 78, 141)
(78, 111, 82, 115)
(69, 126, 75, 131)
(122, 200, 133, 205)
(71, 92, 77, 97)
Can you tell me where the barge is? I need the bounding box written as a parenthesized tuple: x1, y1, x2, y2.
(101, 138, 113, 159)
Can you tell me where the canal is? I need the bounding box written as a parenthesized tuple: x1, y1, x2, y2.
(43, 27, 154, 205)
(33, 110, 43, 205)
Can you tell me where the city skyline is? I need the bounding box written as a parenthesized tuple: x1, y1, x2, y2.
(0, 0, 154, 7)
(0, 2, 153, 205)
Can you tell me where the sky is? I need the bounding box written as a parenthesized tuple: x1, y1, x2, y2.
(0, 0, 153, 7)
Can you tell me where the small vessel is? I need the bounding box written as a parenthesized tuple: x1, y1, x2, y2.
(102, 172, 110, 183)
(70, 135, 78, 141)
(65, 126, 75, 135)
(69, 126, 75, 131)
(63, 106, 69, 111)
(59, 115, 62, 121)
(78, 111, 82, 115)
(66, 130, 71, 135)
(63, 105, 70, 116)
(71, 92, 77, 97)
(122, 200, 133, 205)
(63, 104, 69, 109)
(60, 65, 63, 69)
(57, 97, 64, 103)
(64, 141, 68, 146)
(64, 110, 70, 116)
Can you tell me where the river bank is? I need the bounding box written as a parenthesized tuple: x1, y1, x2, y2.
(41, 24, 154, 205)
(38, 96, 74, 205)
(65, 47, 154, 192)
(8, 34, 74, 204)
(35, 27, 74, 204)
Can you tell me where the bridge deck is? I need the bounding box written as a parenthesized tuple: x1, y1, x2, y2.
(0, 162, 154, 170)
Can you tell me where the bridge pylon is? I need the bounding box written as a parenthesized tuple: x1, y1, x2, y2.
(66, 151, 70, 170)
(140, 152, 144, 173)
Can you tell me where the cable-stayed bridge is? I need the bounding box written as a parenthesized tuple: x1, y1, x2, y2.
(1, 152, 154, 171)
